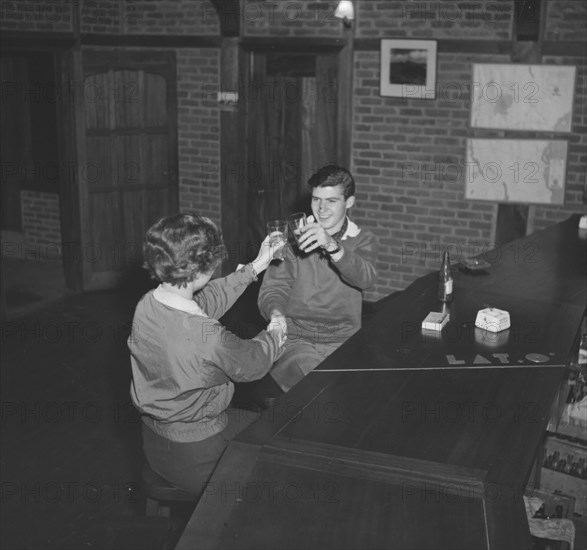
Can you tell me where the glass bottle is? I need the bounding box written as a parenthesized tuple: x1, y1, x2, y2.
(437, 250, 453, 302)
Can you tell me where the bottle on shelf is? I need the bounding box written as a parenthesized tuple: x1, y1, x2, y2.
(568, 323, 587, 403)
(437, 250, 453, 302)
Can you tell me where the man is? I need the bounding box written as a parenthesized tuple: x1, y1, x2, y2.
(258, 165, 378, 392)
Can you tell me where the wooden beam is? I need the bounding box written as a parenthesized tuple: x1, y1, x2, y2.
(514, 0, 541, 41)
(0, 32, 76, 50)
(0, 31, 222, 49)
(219, 37, 243, 273)
(81, 34, 221, 48)
(241, 37, 345, 53)
(350, 37, 587, 56)
(354, 38, 513, 54)
(56, 49, 84, 291)
(10, 32, 583, 58)
(210, 0, 240, 37)
(494, 0, 545, 245)
(337, 26, 354, 167)
(542, 41, 587, 56)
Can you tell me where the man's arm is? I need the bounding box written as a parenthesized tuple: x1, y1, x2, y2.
(329, 231, 378, 290)
(257, 249, 297, 320)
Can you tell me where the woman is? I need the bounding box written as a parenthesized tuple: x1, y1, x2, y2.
(129, 213, 286, 493)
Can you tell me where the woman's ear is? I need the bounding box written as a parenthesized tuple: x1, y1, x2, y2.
(345, 196, 356, 210)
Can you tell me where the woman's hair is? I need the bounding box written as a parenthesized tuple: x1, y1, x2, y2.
(143, 213, 226, 287)
(307, 165, 355, 199)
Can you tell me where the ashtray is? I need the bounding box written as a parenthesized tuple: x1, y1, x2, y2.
(461, 258, 491, 272)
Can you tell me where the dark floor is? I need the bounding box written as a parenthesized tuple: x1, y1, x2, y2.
(3, 256, 69, 319)
(1, 258, 586, 550)
(0, 257, 273, 550)
(2, 269, 151, 549)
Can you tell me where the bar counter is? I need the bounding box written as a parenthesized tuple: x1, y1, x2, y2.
(176, 215, 587, 550)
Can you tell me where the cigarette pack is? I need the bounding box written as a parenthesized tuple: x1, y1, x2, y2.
(474, 307, 510, 333)
(421, 311, 450, 331)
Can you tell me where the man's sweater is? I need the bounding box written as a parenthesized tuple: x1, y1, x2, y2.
(258, 218, 377, 344)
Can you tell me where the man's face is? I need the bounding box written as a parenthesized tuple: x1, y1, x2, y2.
(311, 185, 355, 235)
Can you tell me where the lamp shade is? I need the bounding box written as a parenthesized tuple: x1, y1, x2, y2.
(334, 1, 354, 22)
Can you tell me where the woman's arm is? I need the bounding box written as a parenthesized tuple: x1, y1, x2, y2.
(195, 235, 284, 318)
(205, 320, 285, 383)
(194, 264, 256, 319)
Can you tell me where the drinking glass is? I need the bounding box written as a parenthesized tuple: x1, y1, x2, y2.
(267, 219, 287, 260)
(287, 212, 307, 249)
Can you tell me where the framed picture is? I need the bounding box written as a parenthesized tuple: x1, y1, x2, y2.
(380, 39, 437, 99)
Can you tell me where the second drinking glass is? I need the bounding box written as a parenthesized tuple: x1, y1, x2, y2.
(267, 219, 287, 260)
(287, 212, 307, 251)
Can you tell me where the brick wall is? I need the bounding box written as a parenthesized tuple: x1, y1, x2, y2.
(79, 0, 132, 34)
(0, 0, 73, 32)
(356, 0, 513, 39)
(0, 1, 219, 34)
(352, 50, 508, 298)
(176, 48, 221, 225)
(20, 190, 62, 258)
(351, 0, 585, 300)
(242, 0, 342, 37)
(545, 0, 587, 41)
(79, 0, 219, 35)
(124, 1, 219, 35)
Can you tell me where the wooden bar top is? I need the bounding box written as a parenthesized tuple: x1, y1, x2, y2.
(176, 215, 587, 550)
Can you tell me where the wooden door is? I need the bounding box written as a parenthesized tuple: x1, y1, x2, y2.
(244, 51, 340, 257)
(0, 55, 27, 231)
(80, 51, 177, 290)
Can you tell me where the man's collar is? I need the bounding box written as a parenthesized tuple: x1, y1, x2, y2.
(153, 285, 208, 316)
(341, 217, 360, 240)
(330, 216, 348, 241)
(306, 214, 361, 241)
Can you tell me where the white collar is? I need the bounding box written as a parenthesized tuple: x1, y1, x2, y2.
(342, 218, 360, 240)
(153, 285, 208, 317)
(306, 215, 361, 240)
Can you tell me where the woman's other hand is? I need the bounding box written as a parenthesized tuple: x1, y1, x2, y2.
(266, 316, 287, 348)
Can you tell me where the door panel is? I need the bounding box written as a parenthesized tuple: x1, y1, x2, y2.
(245, 51, 340, 256)
(277, 75, 303, 216)
(90, 192, 120, 271)
(0, 55, 26, 231)
(81, 51, 177, 290)
(314, 55, 338, 171)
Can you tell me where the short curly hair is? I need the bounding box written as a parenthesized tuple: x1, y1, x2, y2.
(143, 213, 226, 287)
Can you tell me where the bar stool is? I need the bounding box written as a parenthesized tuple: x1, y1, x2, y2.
(141, 463, 200, 518)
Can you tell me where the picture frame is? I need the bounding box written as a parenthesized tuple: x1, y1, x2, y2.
(380, 39, 437, 99)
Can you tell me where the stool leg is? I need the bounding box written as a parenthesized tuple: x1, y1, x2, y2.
(146, 497, 172, 518)
(146, 496, 160, 516)
(158, 504, 171, 518)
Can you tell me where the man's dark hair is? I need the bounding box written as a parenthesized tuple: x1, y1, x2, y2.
(143, 213, 226, 287)
(307, 165, 355, 199)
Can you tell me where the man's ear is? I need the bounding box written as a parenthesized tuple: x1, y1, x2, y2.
(345, 196, 356, 210)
